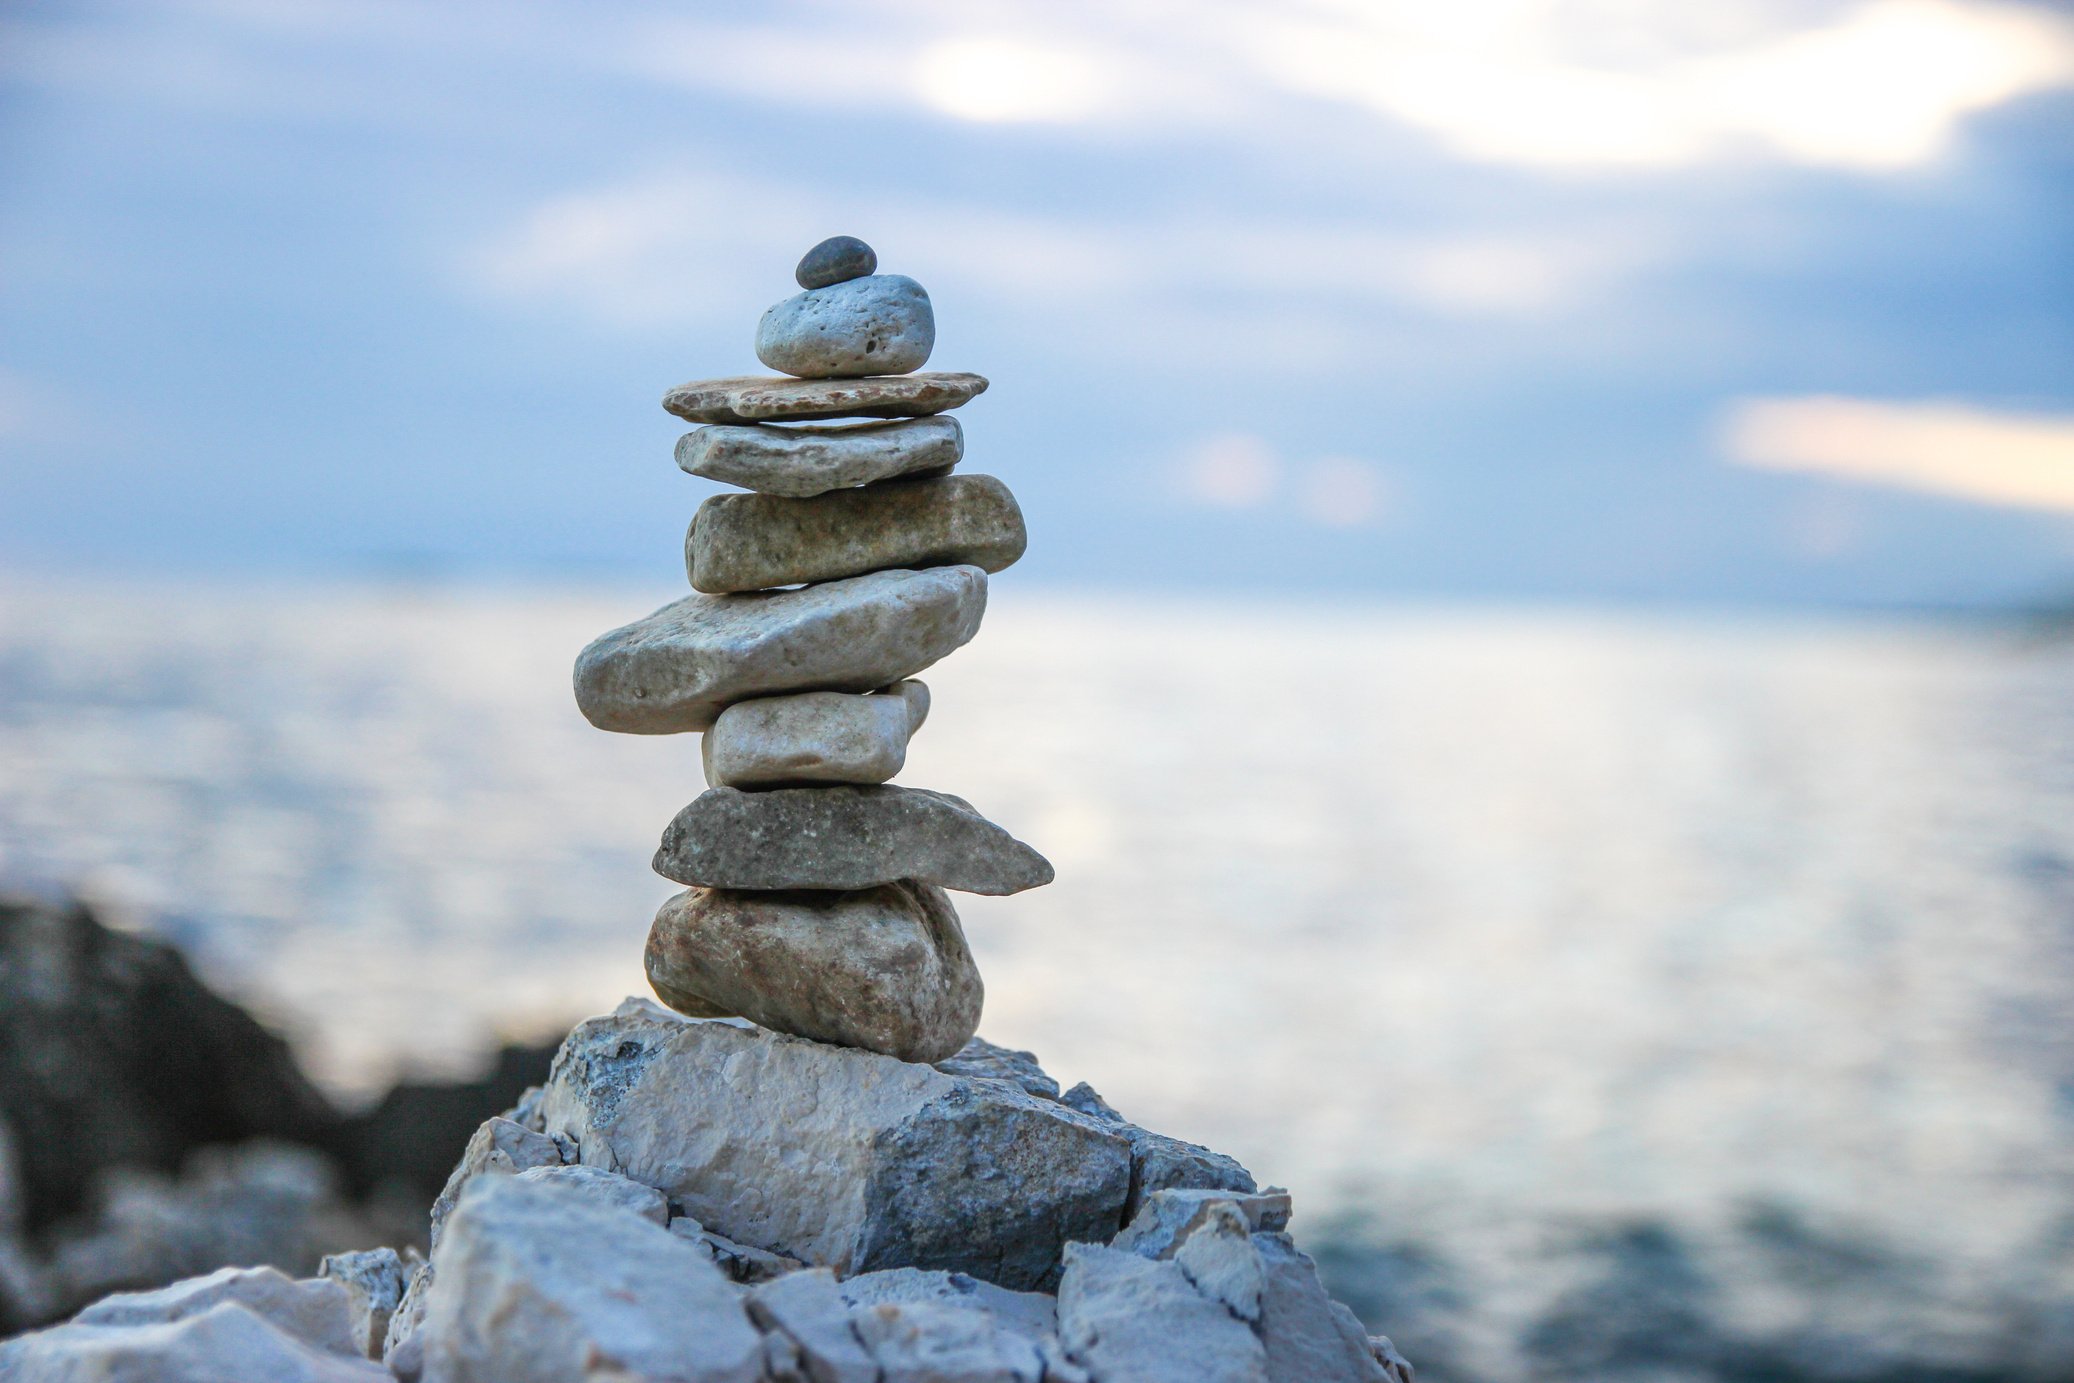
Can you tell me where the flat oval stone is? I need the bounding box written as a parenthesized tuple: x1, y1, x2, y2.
(756, 275, 935, 380)
(573, 566, 986, 734)
(654, 785, 1054, 895)
(795, 235, 876, 290)
(686, 474, 1026, 594)
(677, 416, 963, 498)
(701, 686, 922, 789)
(664, 373, 988, 425)
(645, 881, 982, 1063)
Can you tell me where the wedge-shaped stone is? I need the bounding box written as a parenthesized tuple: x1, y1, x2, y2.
(536, 1005, 1132, 1291)
(574, 566, 985, 735)
(0, 1302, 388, 1383)
(663, 372, 988, 425)
(645, 882, 982, 1063)
(654, 785, 1054, 895)
(756, 274, 935, 379)
(73, 1266, 356, 1357)
(419, 1175, 762, 1383)
(687, 474, 1027, 593)
(678, 416, 962, 497)
(702, 684, 925, 789)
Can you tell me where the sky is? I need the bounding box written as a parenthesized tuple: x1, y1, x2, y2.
(1, 0, 2070, 607)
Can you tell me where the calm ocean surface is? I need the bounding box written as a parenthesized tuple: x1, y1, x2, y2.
(3, 575, 2071, 1378)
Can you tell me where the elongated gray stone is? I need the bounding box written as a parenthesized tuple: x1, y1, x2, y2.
(574, 566, 986, 735)
(645, 882, 982, 1063)
(664, 372, 988, 425)
(536, 1006, 1133, 1291)
(654, 785, 1053, 895)
(677, 417, 963, 497)
(687, 474, 1026, 594)
(757, 274, 934, 379)
(702, 686, 920, 789)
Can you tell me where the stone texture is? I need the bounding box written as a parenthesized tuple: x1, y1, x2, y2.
(419, 1174, 761, 1383)
(747, 1269, 877, 1383)
(379, 1259, 431, 1379)
(318, 1248, 407, 1359)
(1061, 1082, 1257, 1221)
(663, 373, 988, 425)
(797, 235, 876, 290)
(1173, 1202, 1267, 1323)
(686, 474, 1026, 594)
(0, 1301, 388, 1383)
(670, 1218, 804, 1285)
(512, 1163, 668, 1226)
(575, 566, 987, 735)
(1253, 1232, 1391, 1383)
(1112, 1187, 1292, 1260)
(757, 274, 934, 379)
(646, 882, 983, 1064)
(677, 417, 962, 497)
(655, 785, 1053, 896)
(850, 1299, 1045, 1382)
(934, 1037, 1061, 1102)
(836, 1267, 1057, 1343)
(73, 1264, 357, 1356)
(702, 688, 918, 789)
(1056, 1242, 1267, 1383)
(536, 1005, 1131, 1291)
(426, 1116, 561, 1250)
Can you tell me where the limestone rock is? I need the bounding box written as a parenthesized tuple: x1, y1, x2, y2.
(645, 882, 983, 1064)
(1173, 1202, 1267, 1324)
(686, 474, 1026, 594)
(663, 373, 988, 425)
(1113, 1187, 1292, 1260)
(418, 1174, 761, 1383)
(934, 1037, 1061, 1103)
(536, 1006, 1132, 1291)
(0, 1301, 388, 1382)
(850, 1299, 1045, 1382)
(1369, 1335, 1416, 1383)
(677, 417, 962, 497)
(702, 688, 918, 789)
(512, 1163, 668, 1226)
(654, 785, 1053, 896)
(747, 1269, 877, 1383)
(426, 1116, 561, 1250)
(836, 1267, 1057, 1343)
(379, 1259, 431, 1379)
(318, 1248, 407, 1359)
(757, 275, 934, 379)
(72, 1264, 357, 1356)
(1253, 1232, 1391, 1383)
(575, 566, 987, 735)
(1056, 1242, 1267, 1383)
(1061, 1082, 1256, 1221)
(670, 1218, 803, 1285)
(796, 235, 876, 290)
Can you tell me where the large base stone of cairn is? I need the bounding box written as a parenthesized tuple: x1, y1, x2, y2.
(573, 566, 986, 734)
(685, 473, 1027, 594)
(654, 785, 1054, 895)
(676, 416, 963, 497)
(663, 372, 988, 425)
(644, 882, 983, 1064)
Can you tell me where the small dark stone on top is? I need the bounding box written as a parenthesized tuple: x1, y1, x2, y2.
(796, 236, 877, 290)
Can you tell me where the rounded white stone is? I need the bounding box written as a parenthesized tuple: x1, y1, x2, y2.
(755, 275, 934, 380)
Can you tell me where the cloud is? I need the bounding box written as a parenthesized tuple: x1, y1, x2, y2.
(1722, 396, 2074, 513)
(1171, 434, 1396, 527)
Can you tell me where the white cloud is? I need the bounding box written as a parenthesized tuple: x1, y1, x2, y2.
(1175, 434, 1281, 508)
(1171, 435, 1397, 528)
(1722, 396, 2074, 512)
(913, 37, 1123, 123)
(1298, 456, 1394, 528)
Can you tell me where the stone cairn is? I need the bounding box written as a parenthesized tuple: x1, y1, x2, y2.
(572, 236, 1051, 1065)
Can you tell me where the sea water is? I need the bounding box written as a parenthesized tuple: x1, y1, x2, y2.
(2, 575, 2070, 1379)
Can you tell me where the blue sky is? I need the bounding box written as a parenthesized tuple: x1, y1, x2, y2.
(2, 0, 2070, 606)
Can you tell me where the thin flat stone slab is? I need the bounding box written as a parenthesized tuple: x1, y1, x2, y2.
(535, 1005, 1132, 1291)
(574, 566, 985, 734)
(702, 685, 924, 789)
(686, 474, 1027, 594)
(654, 785, 1054, 896)
(645, 882, 982, 1063)
(677, 416, 963, 497)
(663, 372, 988, 425)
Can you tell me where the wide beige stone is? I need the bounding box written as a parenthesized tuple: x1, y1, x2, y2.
(686, 474, 1026, 594)
(654, 785, 1054, 895)
(677, 417, 962, 497)
(573, 567, 985, 734)
(702, 684, 925, 788)
(663, 372, 988, 425)
(645, 882, 983, 1063)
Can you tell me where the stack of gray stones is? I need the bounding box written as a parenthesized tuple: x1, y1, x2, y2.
(573, 236, 1052, 1065)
